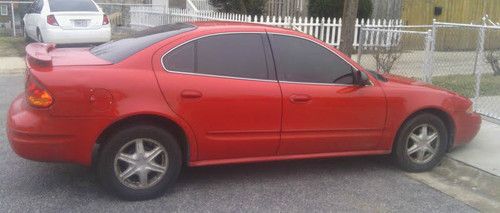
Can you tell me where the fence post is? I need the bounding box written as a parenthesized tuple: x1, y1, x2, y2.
(423, 30, 433, 82)
(357, 24, 365, 65)
(473, 17, 487, 110)
(11, 2, 16, 37)
(427, 19, 437, 83)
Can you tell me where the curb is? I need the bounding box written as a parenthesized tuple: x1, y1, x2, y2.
(0, 69, 24, 75)
(0, 57, 25, 74)
(407, 156, 500, 211)
(436, 156, 500, 199)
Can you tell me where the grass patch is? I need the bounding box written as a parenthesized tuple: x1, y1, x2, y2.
(433, 74, 500, 98)
(0, 37, 26, 57)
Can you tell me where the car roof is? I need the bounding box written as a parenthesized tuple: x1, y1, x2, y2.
(188, 21, 304, 37)
(189, 21, 286, 31)
(190, 21, 266, 28)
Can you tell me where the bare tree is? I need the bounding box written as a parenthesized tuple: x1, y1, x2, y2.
(338, 0, 358, 56)
(485, 50, 500, 76)
(372, 44, 403, 73)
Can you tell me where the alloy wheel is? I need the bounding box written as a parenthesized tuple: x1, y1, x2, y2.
(114, 138, 168, 189)
(405, 124, 440, 164)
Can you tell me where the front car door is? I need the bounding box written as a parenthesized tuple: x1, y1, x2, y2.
(155, 32, 282, 161)
(268, 34, 387, 155)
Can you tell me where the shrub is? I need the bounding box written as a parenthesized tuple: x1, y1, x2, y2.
(308, 0, 373, 19)
(209, 0, 267, 16)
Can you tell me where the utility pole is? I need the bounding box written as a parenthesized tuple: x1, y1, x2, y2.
(339, 0, 359, 57)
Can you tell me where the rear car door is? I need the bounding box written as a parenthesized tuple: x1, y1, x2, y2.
(155, 33, 282, 161)
(268, 34, 387, 155)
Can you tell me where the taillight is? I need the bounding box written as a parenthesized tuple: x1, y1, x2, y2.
(26, 75, 53, 108)
(102, 15, 109, 25)
(47, 15, 59, 26)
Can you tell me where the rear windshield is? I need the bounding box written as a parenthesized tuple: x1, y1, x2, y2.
(48, 0, 98, 12)
(91, 23, 196, 63)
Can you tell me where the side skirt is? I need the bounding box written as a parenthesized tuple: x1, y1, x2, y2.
(188, 150, 391, 167)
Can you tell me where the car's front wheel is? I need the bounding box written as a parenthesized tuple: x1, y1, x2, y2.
(392, 113, 448, 172)
(97, 125, 182, 200)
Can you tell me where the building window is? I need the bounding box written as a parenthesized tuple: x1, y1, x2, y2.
(0, 5, 7, 16)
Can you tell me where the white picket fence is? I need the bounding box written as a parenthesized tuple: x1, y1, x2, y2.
(130, 6, 404, 48)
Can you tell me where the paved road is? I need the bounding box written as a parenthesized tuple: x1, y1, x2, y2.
(0, 74, 475, 212)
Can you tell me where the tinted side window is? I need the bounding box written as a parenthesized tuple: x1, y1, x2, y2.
(196, 34, 269, 80)
(269, 35, 354, 84)
(27, 1, 36, 13)
(37, 0, 44, 13)
(32, 0, 43, 13)
(163, 42, 195, 73)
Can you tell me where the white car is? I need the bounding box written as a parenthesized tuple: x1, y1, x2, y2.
(23, 0, 111, 44)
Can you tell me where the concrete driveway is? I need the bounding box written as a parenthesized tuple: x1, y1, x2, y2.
(0, 74, 475, 212)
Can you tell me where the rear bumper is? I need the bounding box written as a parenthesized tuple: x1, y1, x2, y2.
(452, 111, 482, 148)
(43, 26, 111, 44)
(7, 94, 107, 166)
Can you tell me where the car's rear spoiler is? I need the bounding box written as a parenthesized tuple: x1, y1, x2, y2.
(25, 43, 56, 66)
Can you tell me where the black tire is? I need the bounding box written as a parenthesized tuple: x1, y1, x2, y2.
(36, 29, 44, 43)
(97, 125, 182, 200)
(392, 113, 448, 172)
(24, 29, 32, 43)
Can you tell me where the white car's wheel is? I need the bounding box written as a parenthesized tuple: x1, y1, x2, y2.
(36, 30, 44, 43)
(24, 27, 32, 43)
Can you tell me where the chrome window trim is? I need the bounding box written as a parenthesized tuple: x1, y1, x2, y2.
(160, 31, 374, 86)
(160, 32, 277, 83)
(165, 70, 278, 83)
(280, 80, 354, 87)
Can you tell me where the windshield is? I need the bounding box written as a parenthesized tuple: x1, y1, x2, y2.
(91, 23, 196, 63)
(48, 0, 99, 12)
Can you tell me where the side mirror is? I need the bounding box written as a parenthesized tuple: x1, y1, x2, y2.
(355, 70, 370, 86)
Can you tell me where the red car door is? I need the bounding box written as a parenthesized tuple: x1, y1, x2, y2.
(268, 34, 387, 155)
(154, 33, 282, 161)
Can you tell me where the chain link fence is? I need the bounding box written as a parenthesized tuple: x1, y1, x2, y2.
(477, 26, 500, 119)
(0, 1, 30, 37)
(356, 26, 433, 82)
(432, 22, 500, 120)
(358, 20, 500, 121)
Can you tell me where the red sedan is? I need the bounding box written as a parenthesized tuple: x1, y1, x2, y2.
(7, 22, 481, 200)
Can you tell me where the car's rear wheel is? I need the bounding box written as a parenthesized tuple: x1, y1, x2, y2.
(392, 113, 448, 172)
(23, 26, 32, 43)
(36, 30, 43, 43)
(97, 125, 182, 200)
